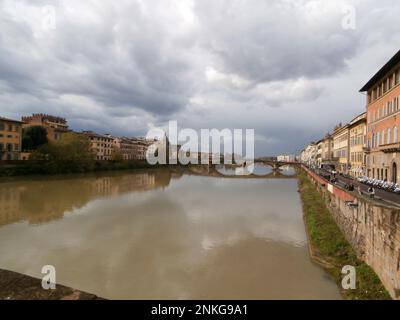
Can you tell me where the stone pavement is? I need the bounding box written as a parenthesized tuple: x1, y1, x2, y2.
(0, 269, 103, 300)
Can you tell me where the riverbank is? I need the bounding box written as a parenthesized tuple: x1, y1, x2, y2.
(0, 160, 162, 177)
(0, 269, 103, 300)
(298, 169, 391, 300)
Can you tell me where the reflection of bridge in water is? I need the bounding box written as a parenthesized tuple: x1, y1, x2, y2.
(0, 165, 297, 227)
(184, 164, 298, 179)
(255, 159, 301, 170)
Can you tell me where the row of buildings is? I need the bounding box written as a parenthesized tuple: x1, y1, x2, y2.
(0, 113, 156, 161)
(300, 49, 400, 183)
(276, 154, 296, 163)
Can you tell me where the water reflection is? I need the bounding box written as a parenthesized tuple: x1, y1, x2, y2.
(280, 165, 296, 176)
(216, 163, 297, 177)
(0, 168, 340, 299)
(0, 169, 173, 226)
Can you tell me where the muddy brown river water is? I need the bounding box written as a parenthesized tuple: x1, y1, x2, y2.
(0, 167, 341, 299)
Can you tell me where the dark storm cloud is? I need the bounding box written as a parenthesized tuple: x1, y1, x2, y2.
(194, 0, 359, 84)
(0, 0, 399, 154)
(0, 0, 197, 119)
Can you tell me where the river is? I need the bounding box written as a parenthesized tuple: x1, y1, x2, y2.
(0, 166, 341, 299)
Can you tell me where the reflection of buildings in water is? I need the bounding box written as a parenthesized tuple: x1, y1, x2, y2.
(0, 185, 24, 226)
(0, 170, 173, 227)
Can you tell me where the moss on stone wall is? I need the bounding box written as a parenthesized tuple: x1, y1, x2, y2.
(298, 170, 391, 300)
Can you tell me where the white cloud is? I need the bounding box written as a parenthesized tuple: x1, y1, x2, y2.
(0, 0, 399, 155)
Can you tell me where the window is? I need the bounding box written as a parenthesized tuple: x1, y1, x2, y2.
(0, 143, 3, 151)
(377, 132, 380, 146)
(382, 130, 385, 145)
(14, 144, 19, 152)
(388, 128, 391, 145)
(394, 127, 398, 143)
(6, 143, 12, 152)
(0, 122, 4, 131)
(397, 69, 400, 85)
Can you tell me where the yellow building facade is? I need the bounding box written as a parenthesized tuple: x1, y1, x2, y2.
(22, 114, 69, 142)
(82, 131, 114, 161)
(332, 125, 350, 174)
(0, 117, 23, 160)
(349, 113, 367, 177)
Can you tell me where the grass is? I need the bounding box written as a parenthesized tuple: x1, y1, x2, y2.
(298, 169, 391, 300)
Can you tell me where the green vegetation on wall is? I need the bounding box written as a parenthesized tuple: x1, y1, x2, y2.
(298, 170, 391, 300)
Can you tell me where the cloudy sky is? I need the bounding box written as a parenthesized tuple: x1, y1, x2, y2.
(1, 0, 400, 156)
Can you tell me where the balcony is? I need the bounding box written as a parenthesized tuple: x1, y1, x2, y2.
(378, 143, 400, 153)
(363, 146, 371, 153)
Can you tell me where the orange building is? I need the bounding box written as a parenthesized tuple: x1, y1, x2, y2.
(22, 113, 70, 142)
(360, 49, 400, 182)
(0, 117, 23, 160)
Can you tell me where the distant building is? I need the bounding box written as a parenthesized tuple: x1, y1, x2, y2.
(316, 140, 323, 168)
(360, 49, 400, 182)
(110, 136, 137, 161)
(277, 154, 295, 163)
(321, 134, 334, 167)
(332, 124, 350, 174)
(300, 143, 318, 168)
(348, 112, 367, 177)
(82, 131, 114, 161)
(130, 137, 156, 161)
(0, 117, 23, 160)
(22, 113, 70, 142)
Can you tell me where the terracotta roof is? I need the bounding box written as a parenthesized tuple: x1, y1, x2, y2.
(81, 131, 113, 140)
(0, 117, 24, 124)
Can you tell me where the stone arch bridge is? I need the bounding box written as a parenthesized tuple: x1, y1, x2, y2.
(254, 159, 300, 170)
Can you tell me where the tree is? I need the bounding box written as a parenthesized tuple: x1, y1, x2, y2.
(32, 132, 95, 173)
(111, 148, 124, 162)
(22, 136, 33, 151)
(22, 126, 48, 150)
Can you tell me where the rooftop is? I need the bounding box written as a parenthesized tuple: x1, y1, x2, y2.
(81, 131, 113, 140)
(22, 113, 68, 124)
(360, 49, 400, 92)
(349, 112, 367, 127)
(0, 117, 24, 124)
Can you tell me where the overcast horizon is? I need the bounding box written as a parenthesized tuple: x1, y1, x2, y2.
(1, 0, 400, 156)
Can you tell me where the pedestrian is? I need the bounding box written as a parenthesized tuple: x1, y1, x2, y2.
(368, 187, 375, 198)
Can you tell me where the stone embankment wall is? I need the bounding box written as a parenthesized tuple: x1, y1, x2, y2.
(303, 166, 400, 300)
(0, 269, 102, 300)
